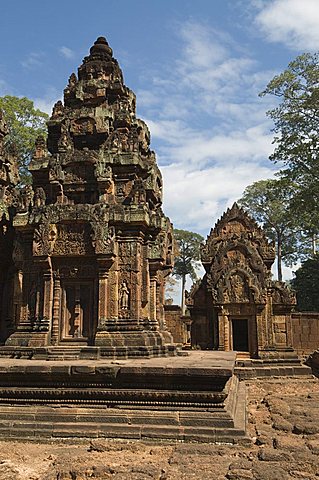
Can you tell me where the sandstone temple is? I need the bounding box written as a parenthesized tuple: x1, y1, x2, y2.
(187, 203, 297, 360)
(0, 37, 174, 359)
(0, 37, 314, 443)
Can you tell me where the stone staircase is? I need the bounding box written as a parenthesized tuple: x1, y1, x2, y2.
(46, 347, 83, 360)
(235, 357, 312, 380)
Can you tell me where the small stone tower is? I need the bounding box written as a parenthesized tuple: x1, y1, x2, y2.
(188, 203, 296, 359)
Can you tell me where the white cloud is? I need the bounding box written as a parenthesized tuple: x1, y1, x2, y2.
(179, 22, 228, 68)
(59, 46, 75, 59)
(159, 125, 273, 167)
(136, 20, 278, 236)
(162, 161, 275, 234)
(255, 0, 319, 50)
(21, 52, 44, 69)
(33, 87, 61, 115)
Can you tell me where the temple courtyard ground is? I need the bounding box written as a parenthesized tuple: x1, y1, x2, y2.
(0, 377, 317, 479)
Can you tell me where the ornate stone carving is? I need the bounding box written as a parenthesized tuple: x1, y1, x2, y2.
(2, 38, 174, 353)
(189, 203, 296, 357)
(119, 281, 130, 310)
(33, 223, 57, 256)
(33, 187, 46, 207)
(91, 223, 115, 255)
(53, 224, 93, 256)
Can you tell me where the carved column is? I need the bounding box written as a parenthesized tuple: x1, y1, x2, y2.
(98, 268, 108, 325)
(156, 279, 165, 329)
(142, 246, 149, 305)
(224, 314, 230, 351)
(256, 310, 264, 351)
(285, 313, 293, 349)
(250, 312, 258, 358)
(108, 269, 118, 319)
(149, 277, 157, 322)
(51, 272, 60, 345)
(13, 268, 23, 327)
(41, 257, 53, 342)
(218, 309, 225, 351)
(131, 241, 142, 321)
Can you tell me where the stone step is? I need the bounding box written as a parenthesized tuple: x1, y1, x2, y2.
(0, 380, 248, 444)
(234, 364, 312, 380)
(0, 407, 237, 428)
(0, 409, 248, 443)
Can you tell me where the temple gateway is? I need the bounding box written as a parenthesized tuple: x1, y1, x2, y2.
(0, 37, 175, 358)
(188, 203, 297, 360)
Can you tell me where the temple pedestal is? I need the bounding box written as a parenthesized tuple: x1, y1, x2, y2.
(0, 351, 249, 443)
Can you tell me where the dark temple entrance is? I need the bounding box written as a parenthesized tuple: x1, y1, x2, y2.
(232, 318, 249, 352)
(61, 282, 94, 343)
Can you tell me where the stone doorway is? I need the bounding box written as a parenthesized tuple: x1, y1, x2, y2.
(231, 318, 249, 352)
(61, 282, 93, 343)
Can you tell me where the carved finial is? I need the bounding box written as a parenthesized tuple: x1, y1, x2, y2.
(68, 73, 77, 87)
(89, 36, 113, 57)
(52, 101, 64, 118)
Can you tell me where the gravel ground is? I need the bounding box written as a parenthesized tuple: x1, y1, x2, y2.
(0, 377, 318, 480)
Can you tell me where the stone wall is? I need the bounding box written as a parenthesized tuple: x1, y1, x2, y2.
(164, 304, 191, 345)
(165, 304, 319, 357)
(291, 312, 319, 356)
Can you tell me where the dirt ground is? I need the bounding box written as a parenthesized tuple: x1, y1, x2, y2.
(0, 377, 318, 480)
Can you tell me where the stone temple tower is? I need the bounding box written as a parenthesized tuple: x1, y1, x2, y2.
(3, 37, 175, 358)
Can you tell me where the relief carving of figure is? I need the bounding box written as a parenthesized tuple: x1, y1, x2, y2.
(91, 223, 114, 254)
(33, 187, 46, 207)
(230, 274, 249, 302)
(120, 281, 130, 310)
(128, 178, 146, 205)
(58, 124, 73, 152)
(49, 158, 64, 183)
(18, 185, 34, 212)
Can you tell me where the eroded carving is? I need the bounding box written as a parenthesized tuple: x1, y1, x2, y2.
(2, 38, 174, 352)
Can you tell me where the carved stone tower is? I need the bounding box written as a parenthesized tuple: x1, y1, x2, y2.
(4, 37, 175, 358)
(188, 203, 296, 359)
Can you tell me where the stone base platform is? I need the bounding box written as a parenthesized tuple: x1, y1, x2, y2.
(0, 344, 177, 361)
(3, 330, 176, 360)
(235, 356, 312, 379)
(0, 351, 248, 443)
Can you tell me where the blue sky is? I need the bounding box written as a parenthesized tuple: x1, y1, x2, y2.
(1, 0, 319, 283)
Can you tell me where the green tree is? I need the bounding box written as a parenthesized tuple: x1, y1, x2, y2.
(0, 96, 49, 184)
(238, 178, 301, 281)
(173, 229, 204, 314)
(291, 255, 319, 311)
(260, 53, 319, 234)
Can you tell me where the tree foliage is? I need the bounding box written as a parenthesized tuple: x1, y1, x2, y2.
(172, 229, 204, 314)
(260, 53, 319, 233)
(0, 96, 49, 184)
(291, 255, 319, 311)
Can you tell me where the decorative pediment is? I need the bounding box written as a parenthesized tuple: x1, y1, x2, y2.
(200, 203, 276, 306)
